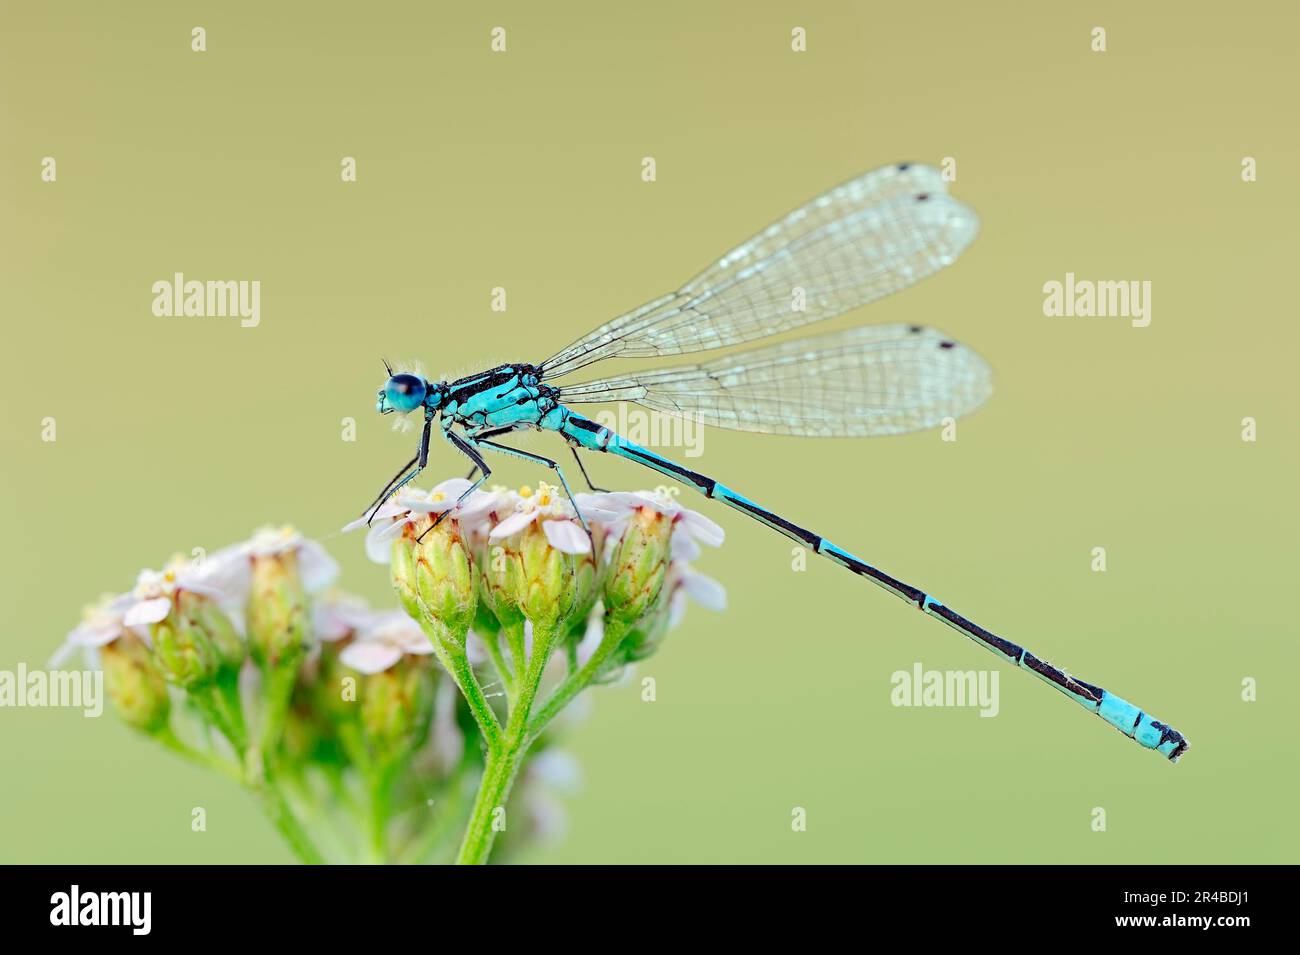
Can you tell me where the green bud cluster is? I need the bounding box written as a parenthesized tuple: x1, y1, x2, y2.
(248, 548, 310, 668)
(101, 633, 170, 733)
(149, 603, 221, 689)
(359, 659, 436, 758)
(66, 485, 723, 865)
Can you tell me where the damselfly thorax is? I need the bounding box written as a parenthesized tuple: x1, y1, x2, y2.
(435, 364, 563, 432)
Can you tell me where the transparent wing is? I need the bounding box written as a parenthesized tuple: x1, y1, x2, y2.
(556, 323, 992, 437)
(540, 163, 978, 380)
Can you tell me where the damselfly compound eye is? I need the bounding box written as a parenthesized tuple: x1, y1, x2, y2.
(382, 374, 427, 414)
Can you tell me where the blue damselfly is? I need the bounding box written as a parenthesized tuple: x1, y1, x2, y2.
(362, 163, 1188, 761)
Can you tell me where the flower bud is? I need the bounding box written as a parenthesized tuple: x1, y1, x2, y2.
(567, 527, 604, 626)
(175, 591, 244, 671)
(282, 672, 331, 765)
(391, 532, 423, 622)
(149, 609, 221, 689)
(359, 659, 435, 759)
(248, 545, 309, 668)
(410, 518, 478, 645)
(604, 506, 672, 627)
(314, 640, 360, 725)
(101, 634, 170, 733)
(477, 535, 526, 635)
(502, 519, 581, 634)
(622, 593, 672, 663)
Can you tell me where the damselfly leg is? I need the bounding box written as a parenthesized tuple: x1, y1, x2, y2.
(472, 437, 593, 535)
(568, 445, 609, 493)
(366, 417, 432, 525)
(362, 453, 418, 520)
(419, 428, 491, 541)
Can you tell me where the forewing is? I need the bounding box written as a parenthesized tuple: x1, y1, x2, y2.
(540, 163, 978, 379)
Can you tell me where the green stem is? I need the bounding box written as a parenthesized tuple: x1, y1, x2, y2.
(250, 658, 300, 781)
(526, 618, 628, 746)
(279, 773, 354, 864)
(154, 726, 244, 783)
(259, 773, 327, 864)
(214, 667, 247, 747)
(365, 763, 396, 864)
(455, 743, 525, 865)
(455, 620, 563, 865)
(415, 616, 503, 749)
(503, 620, 526, 705)
(189, 685, 244, 753)
(446, 649, 502, 749)
(157, 723, 324, 863)
(480, 626, 515, 701)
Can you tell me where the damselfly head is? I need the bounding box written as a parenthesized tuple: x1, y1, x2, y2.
(376, 373, 427, 415)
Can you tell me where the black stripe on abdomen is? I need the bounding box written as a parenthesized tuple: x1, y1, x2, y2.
(719, 494, 821, 549)
(610, 442, 717, 496)
(927, 603, 1023, 663)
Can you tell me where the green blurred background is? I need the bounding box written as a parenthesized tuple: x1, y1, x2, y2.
(1, 2, 1296, 863)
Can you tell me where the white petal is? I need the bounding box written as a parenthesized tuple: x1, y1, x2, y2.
(68, 620, 122, 649)
(530, 749, 582, 793)
(431, 477, 475, 499)
(682, 570, 727, 611)
(680, 510, 725, 547)
(580, 505, 621, 525)
(575, 613, 604, 668)
(670, 526, 701, 562)
(600, 492, 645, 514)
(298, 541, 340, 592)
(542, 519, 591, 555)
(394, 626, 435, 655)
(313, 614, 351, 643)
(464, 629, 490, 666)
(190, 548, 251, 600)
(668, 588, 688, 629)
(343, 498, 406, 533)
(453, 494, 497, 524)
(176, 580, 226, 602)
(339, 640, 403, 675)
(48, 639, 78, 669)
(489, 509, 536, 541)
(124, 597, 171, 627)
(364, 523, 402, 564)
(313, 596, 372, 642)
(574, 492, 614, 513)
(394, 485, 428, 502)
